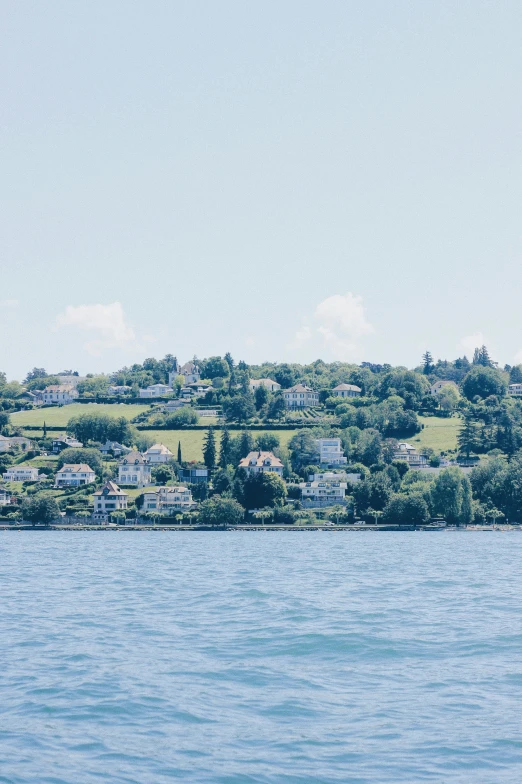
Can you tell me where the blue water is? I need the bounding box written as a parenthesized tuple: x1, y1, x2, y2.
(1, 532, 522, 783)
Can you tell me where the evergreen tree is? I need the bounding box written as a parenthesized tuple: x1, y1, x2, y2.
(219, 427, 232, 467)
(177, 440, 182, 464)
(43, 421, 47, 438)
(473, 345, 495, 368)
(457, 417, 482, 458)
(203, 427, 216, 469)
(224, 352, 234, 371)
(422, 351, 434, 374)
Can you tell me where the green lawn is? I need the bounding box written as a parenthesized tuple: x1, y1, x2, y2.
(142, 429, 300, 462)
(411, 415, 461, 453)
(11, 403, 151, 428)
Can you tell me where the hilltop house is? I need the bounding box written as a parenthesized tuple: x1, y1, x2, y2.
(299, 479, 348, 507)
(118, 452, 151, 487)
(238, 451, 284, 476)
(41, 385, 79, 405)
(100, 441, 131, 457)
(142, 486, 196, 514)
(54, 464, 95, 487)
(3, 466, 39, 482)
(144, 443, 173, 464)
(314, 438, 347, 466)
(310, 471, 361, 483)
(107, 385, 132, 396)
(139, 384, 171, 399)
(283, 384, 319, 408)
(178, 467, 209, 484)
(392, 442, 428, 467)
(249, 378, 281, 393)
(509, 384, 522, 397)
(52, 436, 83, 454)
(431, 380, 459, 395)
(93, 481, 128, 520)
(332, 383, 362, 398)
(0, 435, 32, 453)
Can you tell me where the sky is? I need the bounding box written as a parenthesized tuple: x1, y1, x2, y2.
(1, 1, 521, 381)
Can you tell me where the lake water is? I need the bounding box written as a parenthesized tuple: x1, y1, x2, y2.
(1, 532, 522, 783)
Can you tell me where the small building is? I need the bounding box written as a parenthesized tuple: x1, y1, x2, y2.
(185, 383, 212, 397)
(118, 451, 152, 487)
(431, 380, 459, 395)
(54, 464, 95, 487)
(164, 399, 189, 413)
(249, 378, 281, 393)
(52, 436, 83, 454)
(314, 438, 347, 466)
(310, 471, 361, 483)
(393, 442, 428, 467)
(100, 441, 131, 457)
(238, 451, 284, 476)
(283, 384, 319, 408)
(508, 384, 522, 397)
(0, 435, 32, 453)
(107, 385, 132, 396)
(3, 466, 39, 482)
(142, 486, 196, 514)
(0, 488, 11, 506)
(41, 385, 79, 405)
(178, 467, 209, 485)
(139, 384, 171, 399)
(332, 383, 362, 398)
(299, 480, 348, 507)
(93, 481, 128, 520)
(144, 443, 174, 464)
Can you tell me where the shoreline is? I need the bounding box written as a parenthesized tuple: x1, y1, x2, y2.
(1, 524, 520, 532)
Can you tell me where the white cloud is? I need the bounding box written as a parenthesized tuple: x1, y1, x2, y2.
(288, 292, 374, 360)
(55, 302, 138, 356)
(458, 332, 486, 359)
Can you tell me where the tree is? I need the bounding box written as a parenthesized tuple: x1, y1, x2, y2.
(177, 441, 182, 463)
(288, 431, 319, 471)
(462, 366, 507, 400)
(439, 385, 460, 413)
(431, 468, 469, 525)
(422, 351, 434, 374)
(254, 385, 269, 410)
(219, 427, 232, 467)
(198, 497, 244, 526)
(203, 356, 230, 379)
(457, 417, 482, 458)
(222, 392, 255, 423)
(203, 428, 217, 469)
(382, 493, 430, 526)
(472, 345, 495, 368)
(22, 493, 60, 526)
(255, 433, 280, 452)
(56, 448, 102, 476)
(0, 412, 9, 434)
(267, 393, 286, 420)
(165, 407, 198, 427)
(212, 467, 235, 495)
(243, 472, 288, 508)
(153, 464, 175, 484)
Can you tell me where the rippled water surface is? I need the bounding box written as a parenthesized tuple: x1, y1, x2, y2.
(1, 532, 522, 783)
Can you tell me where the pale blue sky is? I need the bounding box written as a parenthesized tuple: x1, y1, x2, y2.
(1, 1, 521, 380)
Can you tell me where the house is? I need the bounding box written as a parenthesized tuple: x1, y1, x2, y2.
(93, 481, 128, 519)
(167, 359, 182, 387)
(54, 464, 95, 487)
(107, 385, 132, 396)
(142, 486, 196, 513)
(139, 384, 171, 399)
(100, 441, 131, 457)
(0, 488, 11, 506)
(177, 361, 201, 386)
(178, 467, 209, 485)
(508, 384, 522, 397)
(249, 378, 281, 393)
(164, 399, 188, 413)
(0, 435, 32, 453)
(333, 383, 362, 398)
(144, 443, 174, 464)
(185, 383, 212, 397)
(431, 380, 459, 395)
(393, 442, 428, 467)
(299, 480, 348, 507)
(52, 436, 83, 454)
(41, 385, 79, 405)
(283, 384, 319, 408)
(3, 466, 40, 482)
(118, 451, 152, 487)
(179, 387, 195, 400)
(314, 438, 347, 466)
(238, 451, 284, 476)
(310, 471, 361, 483)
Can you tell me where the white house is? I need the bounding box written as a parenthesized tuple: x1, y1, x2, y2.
(0, 435, 32, 453)
(314, 438, 347, 466)
(100, 441, 131, 457)
(144, 443, 174, 464)
(93, 481, 128, 519)
(283, 384, 319, 408)
(142, 486, 195, 514)
(52, 436, 83, 453)
(3, 466, 40, 482)
(118, 451, 152, 487)
(310, 471, 361, 483)
(332, 383, 362, 398)
(180, 361, 201, 385)
(54, 464, 95, 487)
(393, 442, 428, 467)
(0, 488, 10, 506)
(431, 380, 459, 395)
(249, 378, 281, 393)
(238, 451, 284, 476)
(139, 384, 171, 399)
(41, 385, 79, 405)
(509, 384, 522, 397)
(107, 385, 132, 396)
(299, 480, 348, 507)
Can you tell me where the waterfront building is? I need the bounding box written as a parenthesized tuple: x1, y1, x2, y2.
(118, 452, 151, 487)
(283, 384, 319, 408)
(238, 451, 284, 476)
(54, 464, 95, 487)
(3, 467, 39, 482)
(314, 438, 347, 466)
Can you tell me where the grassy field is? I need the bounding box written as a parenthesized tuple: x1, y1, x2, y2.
(11, 403, 151, 428)
(142, 429, 300, 462)
(410, 415, 461, 453)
